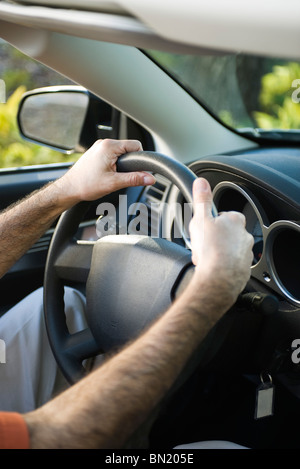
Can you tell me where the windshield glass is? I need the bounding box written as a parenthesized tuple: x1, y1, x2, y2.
(146, 50, 300, 142)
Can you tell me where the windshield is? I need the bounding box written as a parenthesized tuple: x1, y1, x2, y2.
(146, 50, 300, 142)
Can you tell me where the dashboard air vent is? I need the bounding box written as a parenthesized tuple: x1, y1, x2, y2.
(128, 174, 171, 237)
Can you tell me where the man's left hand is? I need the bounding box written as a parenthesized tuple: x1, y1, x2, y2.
(58, 139, 155, 202)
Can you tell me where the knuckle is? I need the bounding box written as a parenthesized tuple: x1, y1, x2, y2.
(247, 232, 255, 248)
(129, 173, 141, 186)
(191, 253, 197, 266)
(100, 138, 113, 148)
(189, 217, 196, 232)
(131, 139, 142, 147)
(228, 211, 246, 224)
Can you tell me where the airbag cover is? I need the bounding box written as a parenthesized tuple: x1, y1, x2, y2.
(86, 235, 192, 352)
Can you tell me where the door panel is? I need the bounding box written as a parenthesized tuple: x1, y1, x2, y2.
(0, 165, 70, 311)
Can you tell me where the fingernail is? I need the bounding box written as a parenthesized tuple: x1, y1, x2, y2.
(144, 175, 155, 185)
(195, 178, 209, 192)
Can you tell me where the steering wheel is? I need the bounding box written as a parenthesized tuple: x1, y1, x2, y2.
(44, 151, 217, 384)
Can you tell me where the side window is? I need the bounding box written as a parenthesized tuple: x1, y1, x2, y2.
(0, 40, 80, 169)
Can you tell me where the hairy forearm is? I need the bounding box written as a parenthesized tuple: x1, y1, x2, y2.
(24, 272, 235, 449)
(0, 179, 77, 278)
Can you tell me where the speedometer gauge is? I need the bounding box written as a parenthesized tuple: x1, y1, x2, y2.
(212, 182, 267, 267)
(242, 202, 263, 264)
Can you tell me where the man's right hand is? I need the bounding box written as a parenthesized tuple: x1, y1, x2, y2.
(189, 178, 254, 305)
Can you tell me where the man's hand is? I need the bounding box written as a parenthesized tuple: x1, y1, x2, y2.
(189, 178, 254, 304)
(56, 139, 155, 203)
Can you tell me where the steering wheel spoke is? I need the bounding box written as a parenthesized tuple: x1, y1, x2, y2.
(52, 328, 102, 383)
(54, 240, 94, 283)
(64, 328, 100, 360)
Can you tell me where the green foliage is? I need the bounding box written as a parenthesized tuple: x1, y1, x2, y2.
(3, 69, 33, 97)
(0, 86, 78, 169)
(253, 62, 300, 129)
(218, 110, 239, 128)
(0, 40, 81, 169)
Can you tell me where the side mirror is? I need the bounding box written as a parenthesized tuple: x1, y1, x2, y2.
(17, 86, 119, 153)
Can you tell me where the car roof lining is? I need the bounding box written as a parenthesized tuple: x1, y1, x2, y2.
(9, 0, 127, 14)
(0, 1, 223, 56)
(1, 0, 300, 59)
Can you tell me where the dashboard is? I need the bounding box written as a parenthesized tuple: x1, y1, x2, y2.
(136, 148, 300, 308)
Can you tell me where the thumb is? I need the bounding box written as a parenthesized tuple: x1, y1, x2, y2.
(192, 178, 213, 219)
(115, 171, 156, 189)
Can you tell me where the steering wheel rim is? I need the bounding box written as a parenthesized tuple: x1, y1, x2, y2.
(117, 151, 217, 216)
(44, 151, 217, 384)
